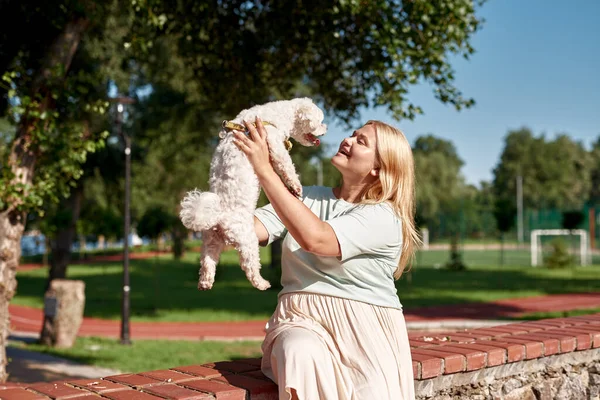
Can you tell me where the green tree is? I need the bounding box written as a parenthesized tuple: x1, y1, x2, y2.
(493, 198, 516, 265)
(133, 0, 484, 122)
(44, 141, 125, 286)
(0, 1, 129, 379)
(413, 134, 466, 238)
(493, 128, 592, 210)
(137, 206, 174, 248)
(589, 136, 600, 204)
(470, 181, 497, 238)
(457, 183, 496, 240)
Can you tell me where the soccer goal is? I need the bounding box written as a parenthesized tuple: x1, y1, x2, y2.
(530, 229, 591, 267)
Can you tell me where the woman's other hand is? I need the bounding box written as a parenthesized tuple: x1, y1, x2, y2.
(233, 116, 274, 179)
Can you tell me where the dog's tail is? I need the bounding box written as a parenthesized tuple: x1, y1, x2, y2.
(179, 190, 222, 232)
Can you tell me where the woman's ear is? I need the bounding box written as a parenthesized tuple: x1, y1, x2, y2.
(370, 167, 380, 177)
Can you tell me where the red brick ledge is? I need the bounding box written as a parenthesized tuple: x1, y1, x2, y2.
(409, 313, 600, 380)
(0, 313, 599, 399)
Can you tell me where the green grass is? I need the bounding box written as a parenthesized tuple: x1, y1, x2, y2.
(10, 337, 262, 373)
(428, 238, 519, 245)
(13, 247, 600, 322)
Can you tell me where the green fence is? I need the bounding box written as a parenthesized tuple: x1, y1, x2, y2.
(423, 204, 600, 246)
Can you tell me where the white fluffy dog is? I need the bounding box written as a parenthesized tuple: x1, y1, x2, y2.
(180, 98, 327, 290)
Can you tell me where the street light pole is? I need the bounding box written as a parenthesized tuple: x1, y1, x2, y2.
(111, 96, 135, 345)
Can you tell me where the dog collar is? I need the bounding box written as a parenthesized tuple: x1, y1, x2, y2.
(222, 120, 277, 131)
(221, 120, 293, 151)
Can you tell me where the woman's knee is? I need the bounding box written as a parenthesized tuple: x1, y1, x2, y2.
(273, 328, 327, 362)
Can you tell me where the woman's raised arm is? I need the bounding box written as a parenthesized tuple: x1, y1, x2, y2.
(234, 117, 341, 256)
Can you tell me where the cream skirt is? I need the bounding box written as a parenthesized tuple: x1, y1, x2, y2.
(261, 293, 415, 400)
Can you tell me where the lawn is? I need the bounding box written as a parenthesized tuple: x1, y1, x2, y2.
(10, 337, 262, 373)
(13, 247, 600, 322)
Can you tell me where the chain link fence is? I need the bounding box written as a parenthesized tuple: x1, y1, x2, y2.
(418, 205, 600, 267)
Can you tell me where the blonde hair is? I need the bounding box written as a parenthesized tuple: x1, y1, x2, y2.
(360, 120, 421, 279)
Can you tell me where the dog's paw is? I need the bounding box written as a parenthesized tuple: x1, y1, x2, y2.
(198, 279, 214, 291)
(287, 183, 302, 198)
(252, 277, 271, 291)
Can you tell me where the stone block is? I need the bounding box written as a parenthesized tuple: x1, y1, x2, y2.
(504, 385, 535, 400)
(39, 279, 85, 348)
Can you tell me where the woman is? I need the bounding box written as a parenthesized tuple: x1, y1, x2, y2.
(233, 116, 419, 400)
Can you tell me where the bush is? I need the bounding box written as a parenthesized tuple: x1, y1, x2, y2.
(445, 235, 467, 271)
(544, 238, 574, 269)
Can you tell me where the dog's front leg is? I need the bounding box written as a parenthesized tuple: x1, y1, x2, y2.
(267, 137, 303, 198)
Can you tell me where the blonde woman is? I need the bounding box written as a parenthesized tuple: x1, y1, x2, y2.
(233, 117, 419, 400)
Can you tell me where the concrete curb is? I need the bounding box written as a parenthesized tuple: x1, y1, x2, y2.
(406, 319, 511, 332)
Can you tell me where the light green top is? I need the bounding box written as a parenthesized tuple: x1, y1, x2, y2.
(254, 186, 403, 309)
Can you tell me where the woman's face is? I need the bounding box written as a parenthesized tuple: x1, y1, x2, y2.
(331, 123, 379, 181)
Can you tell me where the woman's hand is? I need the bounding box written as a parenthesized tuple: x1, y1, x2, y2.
(232, 116, 274, 179)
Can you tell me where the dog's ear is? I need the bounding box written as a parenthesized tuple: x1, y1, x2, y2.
(295, 98, 314, 120)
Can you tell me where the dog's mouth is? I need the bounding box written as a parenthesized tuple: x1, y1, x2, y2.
(304, 133, 321, 146)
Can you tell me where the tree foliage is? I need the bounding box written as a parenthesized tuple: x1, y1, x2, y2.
(413, 134, 465, 226)
(1, 0, 488, 217)
(589, 136, 600, 203)
(0, 0, 134, 214)
(132, 0, 485, 122)
(137, 206, 175, 240)
(493, 128, 592, 210)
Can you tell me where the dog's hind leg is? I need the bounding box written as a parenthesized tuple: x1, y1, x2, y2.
(198, 228, 225, 290)
(227, 219, 271, 290)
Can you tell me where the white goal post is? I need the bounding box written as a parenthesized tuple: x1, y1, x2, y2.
(530, 229, 591, 267)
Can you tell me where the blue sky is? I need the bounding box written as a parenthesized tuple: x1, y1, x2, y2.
(321, 0, 600, 186)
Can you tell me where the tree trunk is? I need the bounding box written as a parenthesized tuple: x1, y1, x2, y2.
(0, 209, 24, 381)
(172, 226, 186, 260)
(43, 235, 50, 266)
(46, 186, 84, 290)
(0, 17, 88, 382)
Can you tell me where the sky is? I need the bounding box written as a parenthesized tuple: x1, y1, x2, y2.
(321, 0, 600, 186)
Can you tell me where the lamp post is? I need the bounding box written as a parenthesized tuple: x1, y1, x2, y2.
(110, 95, 136, 345)
(516, 175, 523, 244)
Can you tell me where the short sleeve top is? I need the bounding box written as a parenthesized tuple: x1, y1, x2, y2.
(254, 186, 403, 309)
